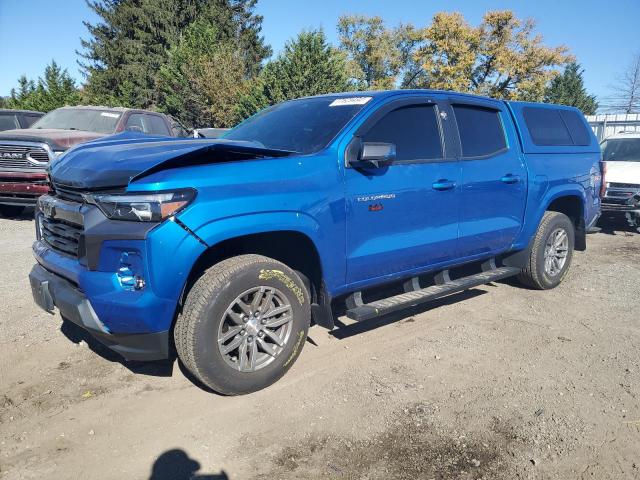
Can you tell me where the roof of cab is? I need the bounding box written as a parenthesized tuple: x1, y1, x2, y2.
(299, 89, 509, 103)
(0, 108, 44, 115)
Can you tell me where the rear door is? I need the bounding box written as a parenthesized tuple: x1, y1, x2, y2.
(451, 98, 527, 257)
(344, 95, 461, 284)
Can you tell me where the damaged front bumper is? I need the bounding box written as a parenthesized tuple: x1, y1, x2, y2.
(29, 263, 169, 361)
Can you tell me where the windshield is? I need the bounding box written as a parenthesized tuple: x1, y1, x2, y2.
(601, 138, 640, 162)
(32, 108, 122, 134)
(224, 96, 372, 154)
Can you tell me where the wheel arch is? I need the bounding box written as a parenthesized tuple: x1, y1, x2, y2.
(178, 223, 334, 328)
(545, 193, 586, 250)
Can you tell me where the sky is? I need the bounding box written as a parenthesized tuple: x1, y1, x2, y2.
(1, 0, 639, 101)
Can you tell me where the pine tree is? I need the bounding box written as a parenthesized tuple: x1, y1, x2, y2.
(236, 30, 353, 120)
(156, 19, 248, 128)
(6, 61, 81, 112)
(545, 62, 598, 114)
(79, 0, 270, 108)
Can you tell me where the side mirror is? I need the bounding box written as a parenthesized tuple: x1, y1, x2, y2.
(348, 142, 396, 169)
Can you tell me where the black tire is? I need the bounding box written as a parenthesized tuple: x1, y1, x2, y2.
(0, 205, 25, 218)
(517, 211, 575, 290)
(175, 254, 310, 395)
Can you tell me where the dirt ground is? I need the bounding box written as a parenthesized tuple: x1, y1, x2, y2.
(1, 211, 639, 480)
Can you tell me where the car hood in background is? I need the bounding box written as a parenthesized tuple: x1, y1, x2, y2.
(605, 160, 640, 186)
(48, 132, 295, 190)
(0, 128, 106, 150)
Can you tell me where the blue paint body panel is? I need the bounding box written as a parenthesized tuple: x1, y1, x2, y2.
(36, 90, 602, 336)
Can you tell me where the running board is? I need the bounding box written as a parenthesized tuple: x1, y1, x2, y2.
(346, 266, 520, 322)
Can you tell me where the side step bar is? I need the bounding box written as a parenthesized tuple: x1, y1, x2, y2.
(346, 266, 520, 322)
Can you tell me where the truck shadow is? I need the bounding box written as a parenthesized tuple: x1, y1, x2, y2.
(149, 449, 229, 480)
(60, 289, 487, 391)
(330, 289, 487, 340)
(598, 215, 639, 235)
(2, 206, 35, 222)
(60, 320, 176, 377)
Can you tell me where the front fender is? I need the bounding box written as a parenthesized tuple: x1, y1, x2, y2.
(179, 211, 344, 294)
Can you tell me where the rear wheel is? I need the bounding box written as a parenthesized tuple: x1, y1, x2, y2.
(517, 211, 575, 290)
(175, 254, 310, 395)
(0, 205, 25, 218)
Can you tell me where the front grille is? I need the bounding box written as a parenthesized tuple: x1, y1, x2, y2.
(609, 182, 639, 189)
(54, 186, 85, 203)
(0, 144, 50, 170)
(41, 216, 83, 257)
(603, 181, 640, 209)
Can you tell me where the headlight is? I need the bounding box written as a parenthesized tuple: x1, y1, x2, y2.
(85, 189, 196, 222)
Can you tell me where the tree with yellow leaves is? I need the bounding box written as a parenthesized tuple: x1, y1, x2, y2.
(411, 11, 573, 100)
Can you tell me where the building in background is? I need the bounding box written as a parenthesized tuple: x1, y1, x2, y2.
(587, 114, 640, 141)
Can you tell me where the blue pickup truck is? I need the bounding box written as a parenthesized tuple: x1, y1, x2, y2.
(29, 90, 601, 394)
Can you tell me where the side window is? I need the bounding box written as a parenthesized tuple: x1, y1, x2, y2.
(453, 104, 507, 158)
(362, 104, 442, 161)
(24, 114, 42, 127)
(559, 110, 591, 146)
(0, 114, 19, 130)
(522, 107, 573, 146)
(125, 113, 145, 133)
(145, 114, 171, 136)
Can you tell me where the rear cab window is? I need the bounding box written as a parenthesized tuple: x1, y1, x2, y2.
(452, 104, 507, 158)
(509, 103, 598, 153)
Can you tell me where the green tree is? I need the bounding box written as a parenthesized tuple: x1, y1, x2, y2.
(545, 62, 598, 114)
(337, 15, 416, 90)
(6, 61, 81, 112)
(412, 10, 572, 100)
(157, 19, 249, 128)
(236, 30, 353, 120)
(80, 0, 270, 108)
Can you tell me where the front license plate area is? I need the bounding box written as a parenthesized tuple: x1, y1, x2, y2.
(31, 277, 55, 313)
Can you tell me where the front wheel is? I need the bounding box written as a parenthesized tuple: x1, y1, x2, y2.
(175, 254, 310, 395)
(517, 211, 575, 290)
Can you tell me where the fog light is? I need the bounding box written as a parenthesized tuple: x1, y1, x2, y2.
(117, 252, 145, 291)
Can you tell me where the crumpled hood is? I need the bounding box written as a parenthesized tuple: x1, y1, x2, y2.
(49, 132, 295, 190)
(605, 161, 640, 186)
(0, 128, 105, 150)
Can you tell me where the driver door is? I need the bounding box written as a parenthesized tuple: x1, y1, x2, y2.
(344, 96, 461, 285)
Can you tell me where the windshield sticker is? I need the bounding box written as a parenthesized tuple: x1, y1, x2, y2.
(329, 97, 372, 107)
(100, 112, 120, 118)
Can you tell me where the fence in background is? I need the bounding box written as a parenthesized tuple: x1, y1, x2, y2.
(586, 113, 640, 141)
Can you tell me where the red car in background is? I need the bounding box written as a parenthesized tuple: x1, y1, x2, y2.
(0, 106, 186, 217)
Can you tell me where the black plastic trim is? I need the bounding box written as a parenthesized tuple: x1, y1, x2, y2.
(29, 264, 169, 361)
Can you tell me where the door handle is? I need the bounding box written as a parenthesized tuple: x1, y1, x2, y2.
(500, 174, 520, 184)
(432, 180, 456, 191)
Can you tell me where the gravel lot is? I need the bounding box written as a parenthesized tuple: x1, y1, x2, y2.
(1, 211, 639, 479)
